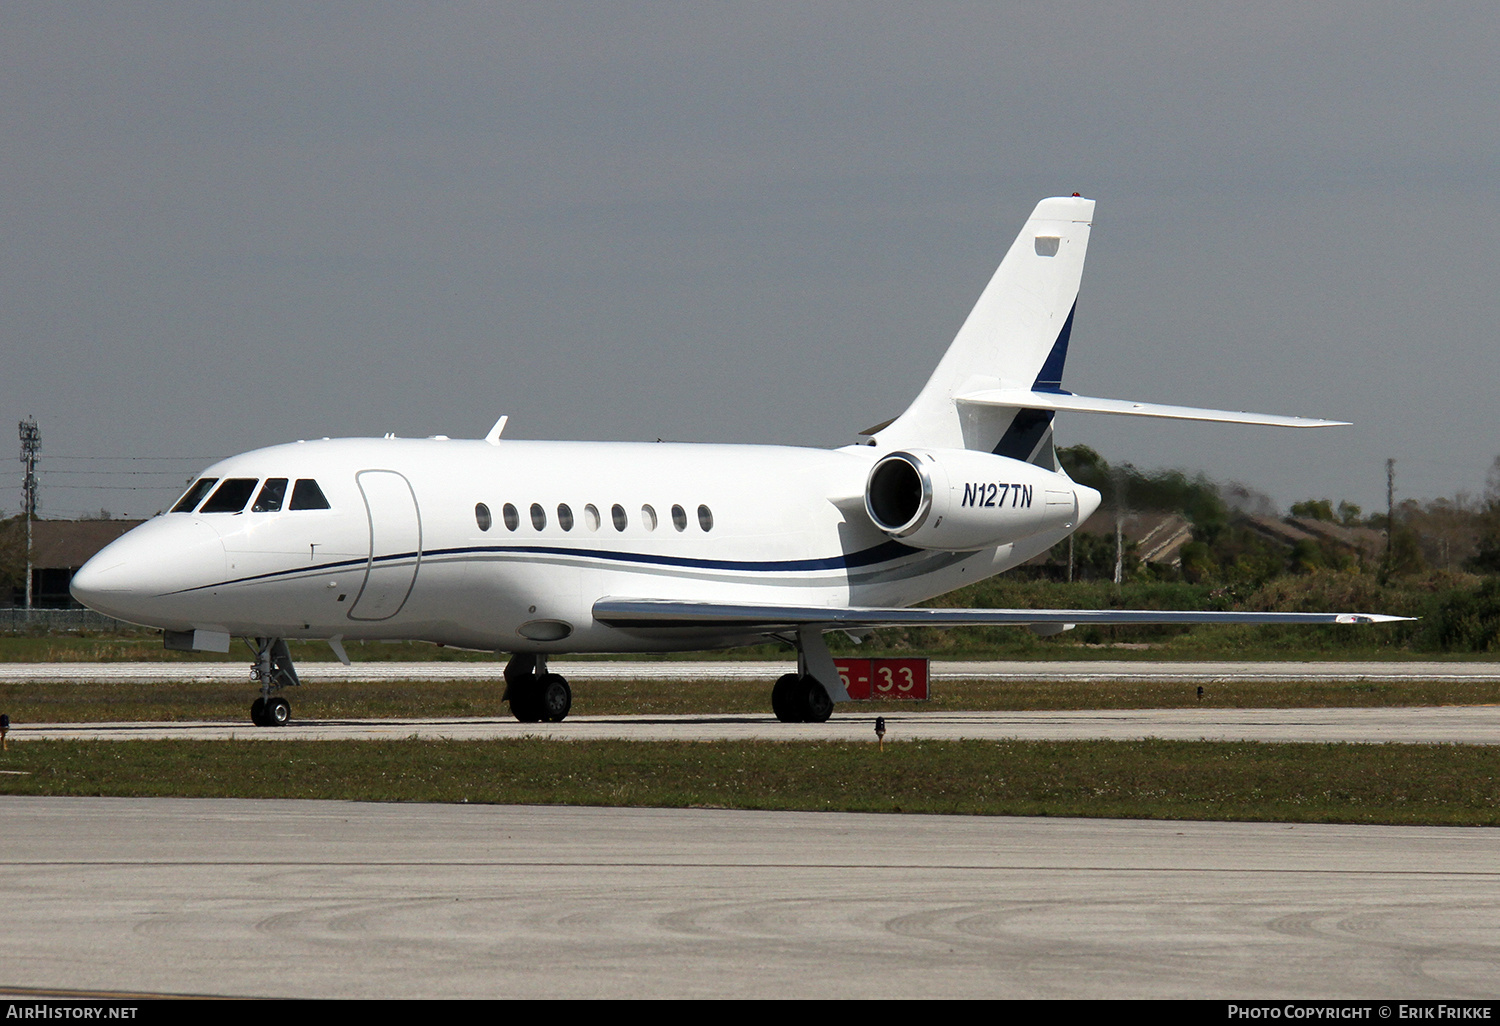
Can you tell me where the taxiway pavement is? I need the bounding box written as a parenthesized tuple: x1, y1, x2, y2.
(2, 796, 1498, 1000)
(11, 705, 1500, 744)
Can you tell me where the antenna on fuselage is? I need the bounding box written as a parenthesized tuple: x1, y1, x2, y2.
(484, 416, 508, 446)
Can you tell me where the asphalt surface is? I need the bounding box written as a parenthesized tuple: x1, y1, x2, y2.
(3, 796, 1499, 1000)
(10, 706, 1500, 744)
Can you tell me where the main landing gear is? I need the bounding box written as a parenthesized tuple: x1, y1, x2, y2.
(504, 653, 572, 723)
(249, 637, 300, 727)
(769, 625, 844, 724)
(771, 672, 834, 723)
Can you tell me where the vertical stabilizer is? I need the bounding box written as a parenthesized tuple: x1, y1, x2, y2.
(873, 196, 1095, 462)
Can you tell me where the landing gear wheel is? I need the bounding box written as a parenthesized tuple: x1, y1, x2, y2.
(538, 673, 572, 722)
(772, 673, 804, 723)
(504, 653, 543, 723)
(265, 696, 291, 726)
(509, 684, 542, 723)
(509, 673, 572, 722)
(250, 697, 267, 726)
(800, 678, 834, 723)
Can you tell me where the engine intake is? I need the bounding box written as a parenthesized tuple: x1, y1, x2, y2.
(864, 448, 1097, 551)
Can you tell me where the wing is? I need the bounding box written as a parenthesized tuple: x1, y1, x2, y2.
(593, 598, 1409, 632)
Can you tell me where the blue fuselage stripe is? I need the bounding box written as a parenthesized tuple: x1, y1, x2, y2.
(178, 539, 921, 594)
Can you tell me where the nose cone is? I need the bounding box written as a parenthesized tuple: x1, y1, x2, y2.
(1073, 483, 1102, 526)
(71, 519, 227, 628)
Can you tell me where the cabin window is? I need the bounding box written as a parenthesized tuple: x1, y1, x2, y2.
(671, 504, 687, 531)
(611, 503, 628, 531)
(252, 479, 288, 513)
(557, 504, 574, 531)
(641, 504, 658, 531)
(475, 503, 492, 531)
(697, 504, 714, 531)
(171, 478, 218, 513)
(584, 504, 601, 531)
(502, 503, 520, 531)
(530, 503, 547, 530)
(288, 479, 331, 511)
(200, 478, 258, 514)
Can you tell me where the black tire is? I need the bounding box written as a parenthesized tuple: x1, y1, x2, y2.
(509, 680, 542, 722)
(771, 673, 803, 722)
(801, 678, 834, 723)
(538, 673, 572, 722)
(266, 696, 291, 727)
(250, 698, 267, 727)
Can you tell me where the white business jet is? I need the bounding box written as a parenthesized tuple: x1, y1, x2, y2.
(71, 195, 1402, 727)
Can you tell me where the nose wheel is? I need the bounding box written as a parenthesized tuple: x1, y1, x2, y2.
(250, 696, 291, 727)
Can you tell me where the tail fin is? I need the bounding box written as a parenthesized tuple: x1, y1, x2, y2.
(872, 196, 1095, 465)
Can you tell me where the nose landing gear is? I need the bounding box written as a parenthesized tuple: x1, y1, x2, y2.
(248, 637, 299, 727)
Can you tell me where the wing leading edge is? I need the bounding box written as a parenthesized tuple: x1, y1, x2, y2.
(593, 598, 1410, 632)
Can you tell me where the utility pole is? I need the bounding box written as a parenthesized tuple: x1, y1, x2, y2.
(1112, 467, 1126, 586)
(1384, 457, 1395, 575)
(19, 418, 39, 610)
(1114, 515, 1124, 585)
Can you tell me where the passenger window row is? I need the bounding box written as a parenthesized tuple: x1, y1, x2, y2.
(474, 502, 713, 534)
(172, 477, 331, 514)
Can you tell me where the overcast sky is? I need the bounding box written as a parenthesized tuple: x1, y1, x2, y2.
(2, 3, 1496, 520)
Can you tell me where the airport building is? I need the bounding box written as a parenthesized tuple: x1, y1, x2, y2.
(4, 519, 143, 609)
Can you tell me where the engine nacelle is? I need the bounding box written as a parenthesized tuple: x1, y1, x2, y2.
(864, 448, 1098, 551)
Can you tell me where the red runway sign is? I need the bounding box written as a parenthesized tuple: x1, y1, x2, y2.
(835, 657, 930, 700)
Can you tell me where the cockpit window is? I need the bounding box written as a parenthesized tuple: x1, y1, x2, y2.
(199, 478, 259, 513)
(171, 478, 218, 513)
(288, 479, 331, 511)
(252, 478, 288, 513)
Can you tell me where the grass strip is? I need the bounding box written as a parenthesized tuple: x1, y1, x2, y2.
(2, 738, 1498, 826)
(5, 677, 1500, 723)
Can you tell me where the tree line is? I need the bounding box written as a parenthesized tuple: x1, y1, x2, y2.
(1048, 446, 1500, 587)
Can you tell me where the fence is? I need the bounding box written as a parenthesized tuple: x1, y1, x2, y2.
(0, 608, 139, 633)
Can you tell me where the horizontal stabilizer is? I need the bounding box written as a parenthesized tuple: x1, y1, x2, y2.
(594, 598, 1408, 631)
(955, 389, 1348, 428)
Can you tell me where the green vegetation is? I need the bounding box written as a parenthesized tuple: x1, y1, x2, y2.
(6, 675, 1500, 724)
(3, 737, 1498, 827)
(1050, 445, 1500, 584)
(0, 516, 23, 598)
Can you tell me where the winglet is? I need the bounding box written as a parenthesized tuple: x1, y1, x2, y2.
(484, 416, 509, 445)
